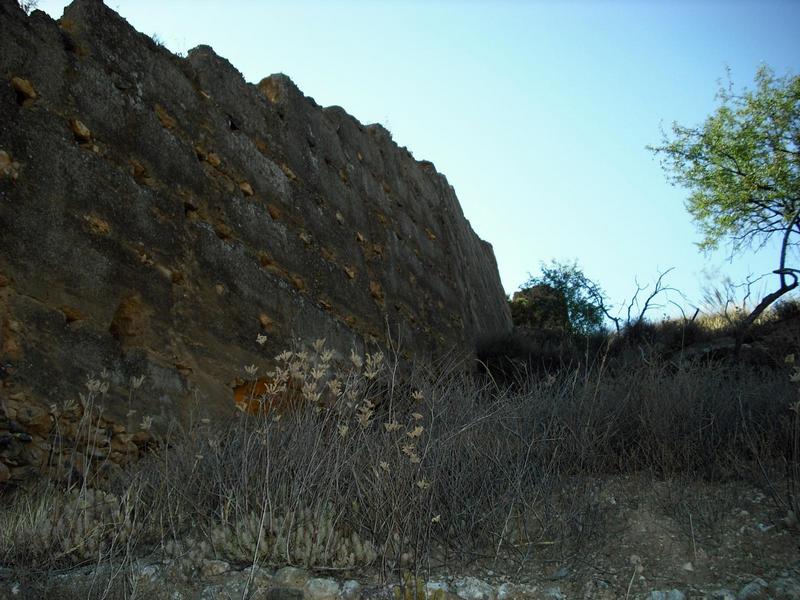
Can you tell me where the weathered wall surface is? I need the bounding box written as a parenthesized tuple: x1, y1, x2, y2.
(0, 0, 511, 482)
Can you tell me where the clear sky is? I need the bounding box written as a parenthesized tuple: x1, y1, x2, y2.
(36, 0, 800, 319)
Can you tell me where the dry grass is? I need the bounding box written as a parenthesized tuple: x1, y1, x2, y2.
(0, 339, 798, 598)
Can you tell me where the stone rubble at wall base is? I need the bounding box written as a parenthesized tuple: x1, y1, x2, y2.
(1, 562, 799, 600)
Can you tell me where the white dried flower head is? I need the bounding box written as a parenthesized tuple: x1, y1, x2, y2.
(401, 443, 416, 457)
(244, 364, 259, 376)
(311, 365, 327, 381)
(545, 373, 557, 387)
(431, 514, 441, 523)
(320, 349, 335, 364)
(302, 382, 321, 402)
(264, 380, 286, 395)
(0, 151, 20, 180)
(296, 350, 309, 364)
(100, 368, 111, 380)
(289, 362, 304, 380)
(411, 412, 424, 421)
(379, 461, 390, 472)
(411, 390, 424, 402)
(792, 367, 800, 383)
(327, 379, 342, 396)
(86, 377, 110, 395)
(272, 413, 282, 422)
(791, 400, 800, 414)
(86, 376, 102, 393)
(338, 424, 349, 438)
(406, 425, 424, 438)
(312, 338, 326, 353)
(383, 420, 402, 432)
(126, 409, 137, 418)
(274, 368, 290, 384)
(364, 352, 384, 380)
(786, 353, 796, 364)
(256, 333, 268, 346)
(416, 479, 430, 490)
(131, 374, 146, 389)
(139, 415, 153, 430)
(276, 350, 293, 362)
(200, 418, 211, 424)
(356, 402, 374, 427)
(350, 349, 363, 370)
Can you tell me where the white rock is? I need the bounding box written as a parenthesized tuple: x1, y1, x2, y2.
(342, 580, 361, 598)
(201, 559, 230, 577)
(275, 566, 310, 587)
(543, 588, 565, 600)
(548, 566, 570, 580)
(242, 565, 273, 585)
(454, 577, 496, 600)
(647, 591, 685, 600)
(497, 583, 540, 599)
(138, 564, 160, 581)
(496, 583, 514, 600)
(426, 581, 451, 595)
(304, 577, 341, 600)
(737, 578, 769, 600)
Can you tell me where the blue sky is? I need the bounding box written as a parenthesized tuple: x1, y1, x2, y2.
(37, 0, 800, 319)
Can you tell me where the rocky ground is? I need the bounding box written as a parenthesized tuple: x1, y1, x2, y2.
(1, 473, 797, 600)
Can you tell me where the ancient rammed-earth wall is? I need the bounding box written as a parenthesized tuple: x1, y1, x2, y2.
(0, 0, 510, 483)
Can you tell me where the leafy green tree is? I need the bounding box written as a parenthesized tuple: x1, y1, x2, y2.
(510, 283, 570, 331)
(516, 260, 607, 335)
(650, 66, 799, 346)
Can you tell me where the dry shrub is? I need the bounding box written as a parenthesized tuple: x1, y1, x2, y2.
(0, 338, 796, 587)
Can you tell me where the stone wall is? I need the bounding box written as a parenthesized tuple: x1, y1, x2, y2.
(0, 0, 511, 484)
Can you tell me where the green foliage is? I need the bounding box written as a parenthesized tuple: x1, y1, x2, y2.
(650, 65, 799, 258)
(516, 260, 606, 335)
(651, 66, 800, 346)
(510, 283, 569, 331)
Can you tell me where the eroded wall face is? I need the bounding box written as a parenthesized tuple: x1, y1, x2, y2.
(0, 0, 511, 483)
